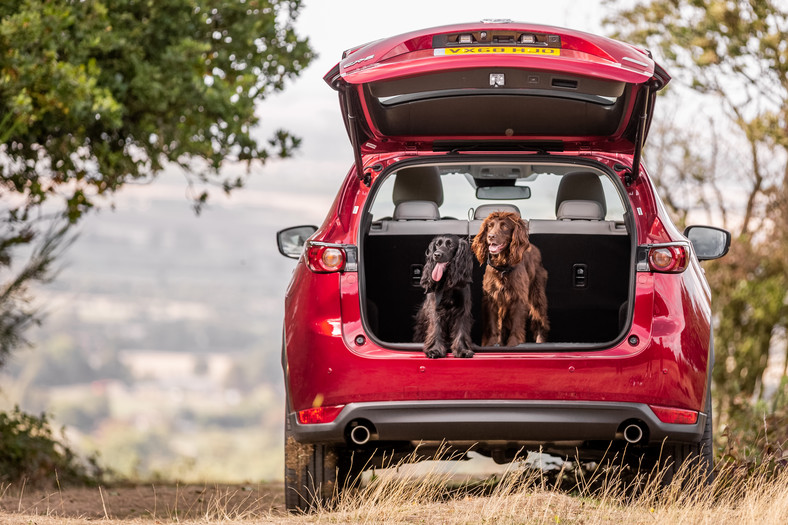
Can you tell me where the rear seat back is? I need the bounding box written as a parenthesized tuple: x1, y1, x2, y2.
(529, 224, 629, 343)
(365, 219, 481, 343)
(364, 207, 631, 345)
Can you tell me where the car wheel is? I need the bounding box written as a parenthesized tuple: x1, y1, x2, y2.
(284, 409, 341, 512)
(638, 385, 714, 487)
(284, 409, 362, 512)
(659, 391, 714, 486)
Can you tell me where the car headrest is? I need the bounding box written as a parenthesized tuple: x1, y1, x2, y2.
(392, 165, 444, 206)
(556, 200, 605, 220)
(555, 171, 607, 216)
(393, 200, 440, 220)
(473, 204, 521, 219)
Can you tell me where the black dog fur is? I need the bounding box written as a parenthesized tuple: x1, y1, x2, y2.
(414, 235, 474, 358)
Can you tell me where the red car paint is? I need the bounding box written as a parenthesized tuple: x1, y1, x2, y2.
(278, 22, 729, 458)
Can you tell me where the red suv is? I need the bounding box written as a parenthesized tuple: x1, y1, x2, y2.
(277, 21, 730, 511)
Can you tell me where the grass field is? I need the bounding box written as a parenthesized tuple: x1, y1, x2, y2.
(2, 452, 787, 524)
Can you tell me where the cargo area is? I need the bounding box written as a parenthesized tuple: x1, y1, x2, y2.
(359, 162, 634, 347)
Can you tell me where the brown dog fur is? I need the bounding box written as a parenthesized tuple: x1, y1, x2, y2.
(471, 211, 549, 346)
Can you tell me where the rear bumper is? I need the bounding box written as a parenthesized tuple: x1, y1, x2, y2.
(289, 400, 706, 446)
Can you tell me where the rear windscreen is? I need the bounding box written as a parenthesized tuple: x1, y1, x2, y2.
(369, 163, 626, 222)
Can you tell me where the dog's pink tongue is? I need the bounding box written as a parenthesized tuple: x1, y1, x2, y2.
(489, 243, 504, 254)
(432, 262, 447, 281)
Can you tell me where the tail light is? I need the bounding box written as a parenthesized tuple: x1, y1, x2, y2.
(307, 243, 344, 272)
(297, 405, 345, 424)
(304, 241, 358, 273)
(648, 244, 689, 273)
(649, 405, 699, 425)
(638, 243, 690, 274)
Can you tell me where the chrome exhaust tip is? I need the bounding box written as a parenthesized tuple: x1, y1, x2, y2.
(349, 424, 372, 445)
(623, 423, 645, 444)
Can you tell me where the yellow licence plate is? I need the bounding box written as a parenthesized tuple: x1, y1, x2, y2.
(434, 46, 560, 56)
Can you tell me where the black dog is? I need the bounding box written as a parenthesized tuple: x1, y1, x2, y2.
(414, 235, 474, 358)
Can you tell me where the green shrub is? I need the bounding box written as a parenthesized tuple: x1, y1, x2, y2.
(715, 398, 788, 481)
(0, 406, 103, 486)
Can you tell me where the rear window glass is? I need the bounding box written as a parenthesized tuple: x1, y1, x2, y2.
(369, 163, 626, 222)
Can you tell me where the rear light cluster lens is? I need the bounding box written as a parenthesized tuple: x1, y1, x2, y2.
(306, 242, 346, 273)
(297, 405, 345, 424)
(649, 405, 699, 425)
(648, 244, 689, 273)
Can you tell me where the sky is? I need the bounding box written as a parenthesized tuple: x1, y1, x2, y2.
(251, 0, 609, 225)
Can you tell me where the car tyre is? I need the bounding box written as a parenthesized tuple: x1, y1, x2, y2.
(658, 392, 714, 486)
(284, 409, 363, 512)
(638, 383, 714, 488)
(284, 411, 341, 512)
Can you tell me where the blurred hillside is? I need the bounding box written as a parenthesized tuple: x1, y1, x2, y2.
(0, 164, 345, 482)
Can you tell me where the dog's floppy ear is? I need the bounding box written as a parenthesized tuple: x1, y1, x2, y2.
(507, 216, 530, 265)
(446, 237, 473, 288)
(471, 218, 489, 264)
(420, 238, 438, 291)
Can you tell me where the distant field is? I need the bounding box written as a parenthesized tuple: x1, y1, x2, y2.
(1, 170, 334, 483)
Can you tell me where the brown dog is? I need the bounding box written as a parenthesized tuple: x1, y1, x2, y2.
(471, 211, 549, 346)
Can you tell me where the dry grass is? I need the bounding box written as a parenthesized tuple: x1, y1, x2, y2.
(301, 449, 788, 525)
(0, 481, 285, 523)
(2, 453, 788, 524)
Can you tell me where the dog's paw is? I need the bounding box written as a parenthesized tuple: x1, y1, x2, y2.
(425, 346, 447, 359)
(453, 347, 474, 358)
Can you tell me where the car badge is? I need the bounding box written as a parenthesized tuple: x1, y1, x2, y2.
(490, 73, 505, 87)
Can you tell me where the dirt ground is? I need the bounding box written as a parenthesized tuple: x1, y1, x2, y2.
(0, 482, 286, 521)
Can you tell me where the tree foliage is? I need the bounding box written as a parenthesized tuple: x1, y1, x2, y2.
(0, 0, 314, 364)
(0, 405, 103, 486)
(0, 224, 70, 367)
(1, 0, 314, 217)
(604, 0, 788, 440)
(604, 0, 788, 235)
